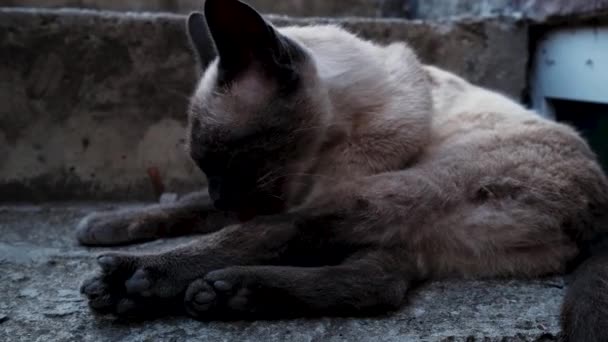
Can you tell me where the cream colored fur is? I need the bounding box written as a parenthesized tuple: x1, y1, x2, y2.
(248, 25, 606, 278)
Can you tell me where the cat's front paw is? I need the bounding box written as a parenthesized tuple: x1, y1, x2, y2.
(80, 253, 186, 316)
(76, 209, 166, 246)
(184, 267, 261, 319)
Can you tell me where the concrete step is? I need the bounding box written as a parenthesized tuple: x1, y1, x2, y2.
(0, 204, 562, 341)
(0, 8, 527, 201)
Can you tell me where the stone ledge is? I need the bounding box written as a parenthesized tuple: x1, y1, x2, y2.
(0, 204, 561, 341)
(0, 8, 528, 201)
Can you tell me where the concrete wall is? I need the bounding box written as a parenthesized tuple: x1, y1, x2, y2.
(413, 0, 608, 21)
(0, 8, 528, 201)
(4, 0, 608, 20)
(1, 0, 414, 18)
(414, 0, 521, 19)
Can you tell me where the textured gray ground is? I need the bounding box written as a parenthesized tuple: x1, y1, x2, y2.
(0, 204, 563, 341)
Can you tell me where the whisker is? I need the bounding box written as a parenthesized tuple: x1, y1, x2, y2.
(268, 193, 285, 200)
(257, 174, 285, 189)
(283, 172, 339, 180)
(256, 170, 277, 184)
(293, 125, 327, 133)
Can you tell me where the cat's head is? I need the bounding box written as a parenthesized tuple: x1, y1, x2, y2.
(186, 0, 330, 216)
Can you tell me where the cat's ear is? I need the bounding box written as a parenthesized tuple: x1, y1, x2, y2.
(203, 0, 286, 72)
(187, 12, 217, 69)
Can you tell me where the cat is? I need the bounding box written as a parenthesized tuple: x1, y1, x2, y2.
(79, 0, 608, 340)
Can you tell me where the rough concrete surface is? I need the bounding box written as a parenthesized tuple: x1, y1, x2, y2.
(514, 0, 608, 22)
(0, 204, 563, 341)
(410, 0, 608, 21)
(6, 0, 608, 21)
(1, 0, 414, 18)
(0, 8, 528, 201)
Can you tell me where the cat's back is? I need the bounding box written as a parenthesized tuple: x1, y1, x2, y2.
(419, 66, 607, 225)
(423, 65, 592, 160)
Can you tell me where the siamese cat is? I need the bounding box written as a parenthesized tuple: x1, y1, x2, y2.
(79, 0, 608, 340)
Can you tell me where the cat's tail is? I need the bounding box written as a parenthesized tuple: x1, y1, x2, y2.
(560, 238, 608, 342)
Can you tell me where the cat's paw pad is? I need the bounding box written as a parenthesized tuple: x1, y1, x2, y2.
(184, 268, 252, 319)
(80, 253, 173, 316)
(125, 268, 156, 295)
(80, 274, 115, 312)
(184, 279, 218, 315)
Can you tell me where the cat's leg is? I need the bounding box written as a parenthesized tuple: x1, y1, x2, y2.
(184, 250, 410, 319)
(415, 201, 581, 278)
(80, 217, 305, 316)
(81, 171, 443, 317)
(76, 191, 238, 246)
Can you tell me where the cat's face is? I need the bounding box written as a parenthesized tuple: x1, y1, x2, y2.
(186, 0, 330, 216)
